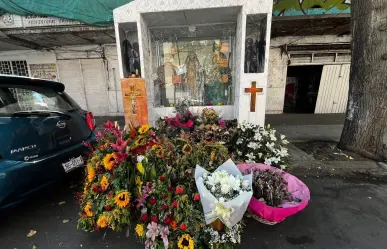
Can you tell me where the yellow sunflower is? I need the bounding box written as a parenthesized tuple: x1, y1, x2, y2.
(135, 176, 143, 186)
(100, 175, 109, 191)
(178, 234, 194, 249)
(87, 163, 96, 183)
(156, 149, 165, 158)
(103, 153, 117, 171)
(136, 162, 145, 175)
(135, 224, 144, 237)
(84, 202, 93, 217)
(138, 124, 150, 134)
(114, 191, 130, 208)
(97, 215, 109, 228)
(182, 144, 193, 155)
(152, 144, 162, 150)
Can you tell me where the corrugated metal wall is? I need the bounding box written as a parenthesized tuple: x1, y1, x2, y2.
(315, 64, 350, 113)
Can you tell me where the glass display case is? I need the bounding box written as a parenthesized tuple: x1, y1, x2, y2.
(150, 25, 236, 107)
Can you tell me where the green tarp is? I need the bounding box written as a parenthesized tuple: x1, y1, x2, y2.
(0, 0, 132, 26)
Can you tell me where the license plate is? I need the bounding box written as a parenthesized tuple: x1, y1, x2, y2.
(62, 156, 84, 173)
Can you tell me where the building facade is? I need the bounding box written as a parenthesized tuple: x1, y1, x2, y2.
(0, 14, 123, 116)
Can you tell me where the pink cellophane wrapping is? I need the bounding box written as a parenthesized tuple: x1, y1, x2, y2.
(237, 163, 310, 223)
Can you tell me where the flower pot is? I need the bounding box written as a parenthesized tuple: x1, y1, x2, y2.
(238, 163, 310, 224)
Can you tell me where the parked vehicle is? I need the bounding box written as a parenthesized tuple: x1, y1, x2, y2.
(0, 75, 96, 209)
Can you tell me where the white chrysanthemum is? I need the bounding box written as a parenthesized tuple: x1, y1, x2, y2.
(221, 184, 231, 194)
(264, 158, 273, 165)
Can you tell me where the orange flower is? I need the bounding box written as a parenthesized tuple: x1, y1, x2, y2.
(156, 149, 165, 158)
(171, 220, 177, 230)
(100, 175, 109, 191)
(103, 153, 117, 171)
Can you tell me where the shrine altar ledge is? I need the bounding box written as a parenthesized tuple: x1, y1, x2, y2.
(113, 0, 273, 126)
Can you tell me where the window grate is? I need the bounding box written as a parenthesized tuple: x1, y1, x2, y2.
(0, 61, 29, 76)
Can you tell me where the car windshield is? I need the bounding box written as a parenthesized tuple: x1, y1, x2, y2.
(0, 85, 75, 115)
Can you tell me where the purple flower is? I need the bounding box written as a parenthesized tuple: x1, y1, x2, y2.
(146, 222, 159, 242)
(160, 226, 169, 249)
(218, 119, 226, 127)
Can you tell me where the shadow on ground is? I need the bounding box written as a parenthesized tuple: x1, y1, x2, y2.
(1, 170, 387, 249)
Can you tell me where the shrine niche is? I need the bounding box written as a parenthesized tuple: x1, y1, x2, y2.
(244, 14, 267, 74)
(114, 0, 273, 126)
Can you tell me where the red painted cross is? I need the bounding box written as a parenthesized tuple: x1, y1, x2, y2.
(245, 81, 263, 112)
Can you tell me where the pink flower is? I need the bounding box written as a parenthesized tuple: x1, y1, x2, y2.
(96, 131, 105, 139)
(82, 141, 94, 152)
(111, 137, 128, 152)
(160, 226, 169, 249)
(218, 119, 226, 127)
(114, 152, 128, 164)
(104, 120, 114, 130)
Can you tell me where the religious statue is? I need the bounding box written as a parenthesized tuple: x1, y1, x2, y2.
(184, 50, 203, 101)
(122, 39, 141, 76)
(244, 37, 258, 73)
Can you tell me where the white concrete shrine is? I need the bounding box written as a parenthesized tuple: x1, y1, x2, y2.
(113, 0, 273, 126)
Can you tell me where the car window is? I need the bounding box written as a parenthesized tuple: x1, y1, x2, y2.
(0, 86, 75, 114)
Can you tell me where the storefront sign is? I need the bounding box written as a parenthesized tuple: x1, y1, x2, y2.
(0, 14, 80, 29)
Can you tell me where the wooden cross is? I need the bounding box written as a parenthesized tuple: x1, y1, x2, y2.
(245, 81, 263, 112)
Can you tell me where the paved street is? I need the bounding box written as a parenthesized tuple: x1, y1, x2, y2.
(1, 170, 387, 249)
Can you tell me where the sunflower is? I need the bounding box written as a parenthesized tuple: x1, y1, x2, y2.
(97, 215, 109, 228)
(152, 144, 162, 150)
(87, 164, 96, 183)
(100, 175, 109, 191)
(156, 149, 165, 158)
(178, 234, 194, 249)
(114, 191, 130, 208)
(84, 202, 93, 217)
(103, 153, 117, 171)
(136, 162, 145, 175)
(182, 144, 193, 155)
(138, 124, 150, 134)
(135, 224, 144, 237)
(134, 136, 148, 147)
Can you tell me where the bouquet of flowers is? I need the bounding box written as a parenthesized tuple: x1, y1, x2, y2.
(238, 163, 310, 224)
(232, 122, 290, 169)
(250, 169, 292, 207)
(195, 159, 252, 228)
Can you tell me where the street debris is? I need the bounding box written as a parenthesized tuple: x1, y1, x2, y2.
(27, 230, 37, 237)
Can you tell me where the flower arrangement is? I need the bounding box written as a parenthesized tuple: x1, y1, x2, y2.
(77, 122, 155, 232)
(249, 169, 291, 207)
(231, 122, 291, 169)
(195, 160, 253, 248)
(77, 109, 303, 249)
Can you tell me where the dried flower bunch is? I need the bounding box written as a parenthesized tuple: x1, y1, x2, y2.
(249, 169, 292, 207)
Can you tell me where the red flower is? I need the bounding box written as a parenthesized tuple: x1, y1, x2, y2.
(131, 129, 136, 138)
(172, 201, 178, 208)
(92, 185, 99, 192)
(152, 215, 158, 223)
(105, 205, 112, 211)
(141, 214, 149, 222)
(159, 175, 165, 182)
(148, 183, 153, 189)
(194, 193, 200, 201)
(176, 186, 184, 195)
(162, 204, 169, 210)
(162, 193, 167, 199)
(164, 217, 172, 225)
(179, 223, 188, 231)
(168, 185, 173, 191)
(149, 197, 157, 205)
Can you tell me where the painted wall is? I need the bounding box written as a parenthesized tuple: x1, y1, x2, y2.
(273, 0, 351, 16)
(266, 35, 351, 114)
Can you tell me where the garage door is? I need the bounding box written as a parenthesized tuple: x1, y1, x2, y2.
(57, 59, 109, 116)
(315, 64, 350, 113)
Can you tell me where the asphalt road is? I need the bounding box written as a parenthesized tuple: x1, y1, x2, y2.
(1, 171, 387, 249)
